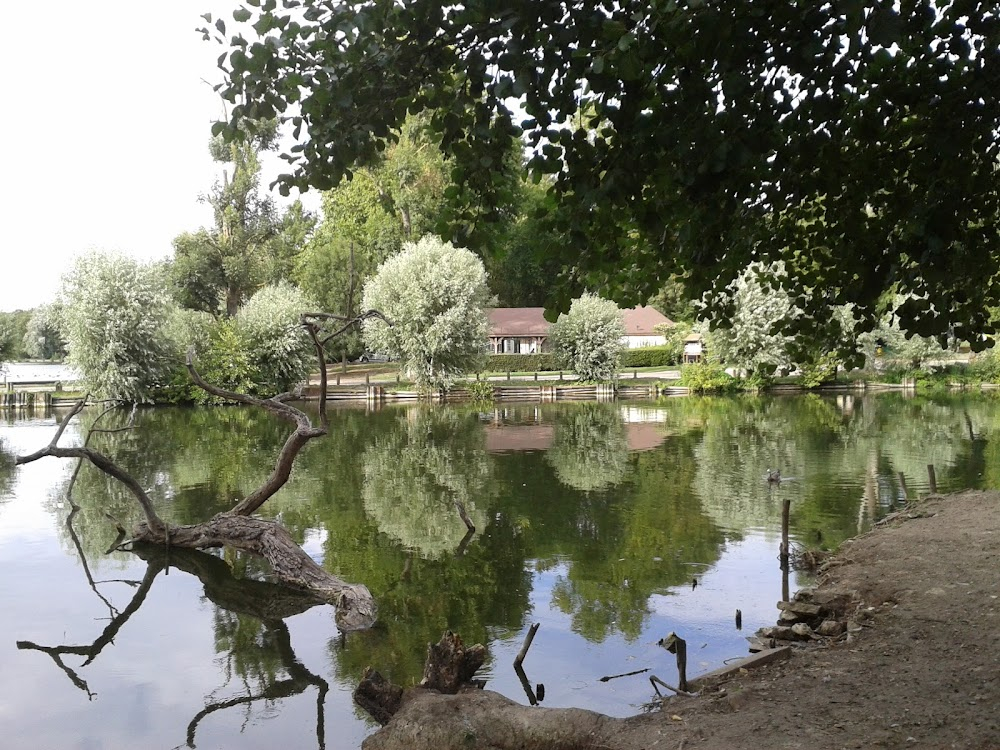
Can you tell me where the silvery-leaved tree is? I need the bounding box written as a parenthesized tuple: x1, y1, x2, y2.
(701, 262, 799, 377)
(60, 251, 178, 403)
(361, 235, 491, 390)
(550, 294, 625, 382)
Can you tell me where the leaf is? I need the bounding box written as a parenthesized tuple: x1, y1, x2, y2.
(233, 8, 253, 23)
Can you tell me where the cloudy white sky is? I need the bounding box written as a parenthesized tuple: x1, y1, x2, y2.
(0, 2, 310, 312)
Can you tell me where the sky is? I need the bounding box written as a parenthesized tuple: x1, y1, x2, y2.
(0, 2, 312, 312)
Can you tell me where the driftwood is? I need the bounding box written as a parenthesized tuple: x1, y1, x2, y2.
(14, 311, 386, 632)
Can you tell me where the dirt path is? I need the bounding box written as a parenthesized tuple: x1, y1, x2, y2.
(627, 489, 1000, 750)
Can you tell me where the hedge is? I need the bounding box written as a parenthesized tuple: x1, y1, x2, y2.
(487, 353, 559, 372)
(619, 345, 679, 368)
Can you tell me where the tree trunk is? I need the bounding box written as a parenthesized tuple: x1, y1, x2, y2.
(363, 689, 641, 750)
(135, 514, 376, 631)
(354, 631, 663, 750)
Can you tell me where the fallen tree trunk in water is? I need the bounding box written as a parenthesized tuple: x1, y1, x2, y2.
(356, 631, 664, 750)
(133, 514, 376, 631)
(14, 312, 387, 633)
(362, 689, 639, 750)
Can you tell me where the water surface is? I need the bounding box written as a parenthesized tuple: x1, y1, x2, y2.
(1, 392, 995, 749)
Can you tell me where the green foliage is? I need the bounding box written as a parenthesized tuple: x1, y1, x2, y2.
(620, 345, 678, 369)
(235, 282, 315, 395)
(172, 119, 297, 317)
(797, 352, 841, 389)
(465, 379, 495, 405)
(0, 310, 31, 363)
(679, 362, 736, 394)
(207, 1, 1000, 343)
(21, 303, 67, 360)
(487, 353, 558, 373)
(550, 294, 624, 382)
(648, 278, 696, 324)
(482, 179, 571, 307)
(60, 251, 178, 402)
(702, 262, 796, 376)
(361, 235, 491, 390)
(191, 319, 257, 404)
(857, 297, 946, 371)
(969, 348, 1000, 384)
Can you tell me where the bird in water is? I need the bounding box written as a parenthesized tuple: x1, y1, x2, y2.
(765, 469, 782, 484)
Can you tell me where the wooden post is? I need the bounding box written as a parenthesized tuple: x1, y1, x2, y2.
(534, 372, 538, 381)
(633, 369, 637, 379)
(514, 623, 539, 668)
(927, 464, 937, 494)
(506, 370, 511, 381)
(661, 633, 688, 693)
(898, 471, 909, 502)
(366, 373, 370, 385)
(780, 497, 791, 603)
(558, 370, 563, 381)
(336, 373, 341, 386)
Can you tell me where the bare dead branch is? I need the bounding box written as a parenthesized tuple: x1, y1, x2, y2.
(16, 400, 167, 535)
(184, 350, 325, 516)
(302, 310, 392, 347)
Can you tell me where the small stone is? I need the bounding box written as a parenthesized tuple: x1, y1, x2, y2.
(791, 623, 813, 639)
(817, 619, 846, 637)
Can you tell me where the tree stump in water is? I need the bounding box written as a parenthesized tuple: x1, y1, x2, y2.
(355, 631, 486, 724)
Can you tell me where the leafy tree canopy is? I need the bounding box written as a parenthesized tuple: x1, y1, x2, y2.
(550, 293, 625, 381)
(361, 235, 491, 389)
(206, 0, 1000, 344)
(60, 251, 178, 402)
(22, 303, 67, 361)
(172, 119, 310, 317)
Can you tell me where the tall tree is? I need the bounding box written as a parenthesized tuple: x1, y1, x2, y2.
(172, 120, 284, 317)
(205, 1, 1000, 342)
(22, 303, 67, 361)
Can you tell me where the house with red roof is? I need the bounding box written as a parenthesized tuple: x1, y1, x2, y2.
(487, 305, 673, 354)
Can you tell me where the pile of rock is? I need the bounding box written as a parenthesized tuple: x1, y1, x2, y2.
(750, 587, 854, 651)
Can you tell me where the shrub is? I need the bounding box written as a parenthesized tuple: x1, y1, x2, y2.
(679, 362, 736, 393)
(362, 235, 491, 390)
(487, 353, 558, 372)
(620, 345, 679, 368)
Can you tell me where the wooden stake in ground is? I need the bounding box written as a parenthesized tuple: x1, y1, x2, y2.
(927, 464, 938, 494)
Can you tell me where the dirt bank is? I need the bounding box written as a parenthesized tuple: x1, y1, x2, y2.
(365, 491, 1000, 749)
(626, 489, 1000, 749)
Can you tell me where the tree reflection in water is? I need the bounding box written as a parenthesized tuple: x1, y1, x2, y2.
(18, 535, 334, 750)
